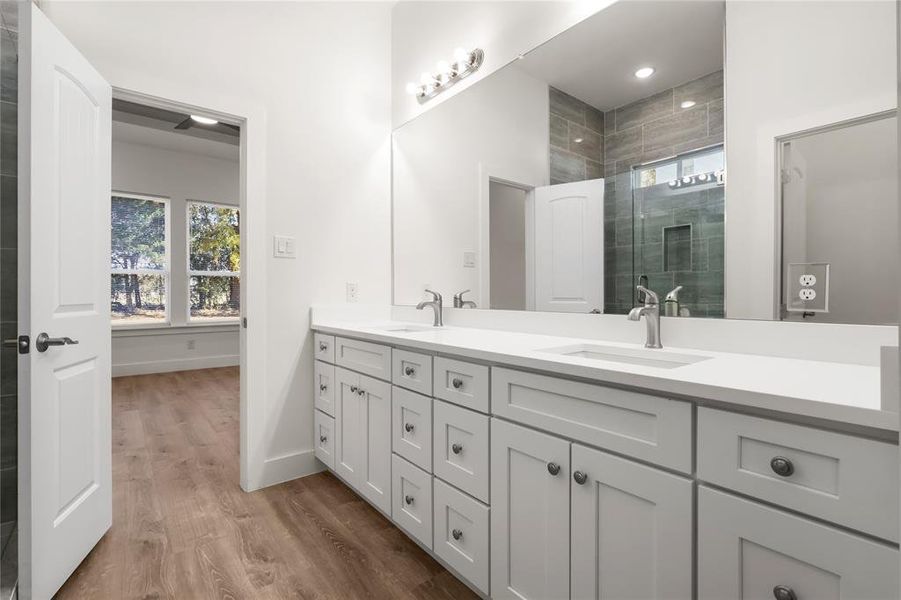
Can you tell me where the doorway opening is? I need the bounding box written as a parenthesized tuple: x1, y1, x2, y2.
(488, 180, 530, 310)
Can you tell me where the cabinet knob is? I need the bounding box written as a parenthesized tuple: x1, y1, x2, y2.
(319, 342, 327, 351)
(357, 388, 365, 397)
(405, 495, 414, 505)
(405, 423, 415, 433)
(547, 462, 561, 476)
(320, 435, 327, 443)
(452, 529, 463, 541)
(452, 377, 464, 389)
(404, 366, 415, 376)
(772, 585, 797, 600)
(573, 471, 588, 485)
(452, 443, 463, 455)
(319, 384, 327, 392)
(350, 385, 358, 393)
(770, 456, 794, 477)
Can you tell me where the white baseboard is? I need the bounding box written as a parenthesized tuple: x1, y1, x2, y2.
(112, 354, 239, 377)
(258, 449, 324, 489)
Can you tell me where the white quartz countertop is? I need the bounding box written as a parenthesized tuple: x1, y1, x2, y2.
(312, 319, 899, 433)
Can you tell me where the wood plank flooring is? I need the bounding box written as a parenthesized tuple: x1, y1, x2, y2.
(55, 367, 477, 599)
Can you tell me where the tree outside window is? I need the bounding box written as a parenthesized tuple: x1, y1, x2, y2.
(188, 202, 240, 321)
(110, 194, 168, 325)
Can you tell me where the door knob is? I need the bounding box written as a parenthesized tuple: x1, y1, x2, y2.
(573, 471, 588, 485)
(547, 462, 560, 476)
(35, 333, 79, 353)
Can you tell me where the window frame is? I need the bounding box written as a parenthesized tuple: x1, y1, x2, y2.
(185, 199, 241, 324)
(110, 191, 172, 329)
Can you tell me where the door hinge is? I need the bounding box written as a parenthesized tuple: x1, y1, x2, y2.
(242, 317, 247, 329)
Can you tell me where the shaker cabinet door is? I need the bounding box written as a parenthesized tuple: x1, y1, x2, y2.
(571, 443, 693, 600)
(490, 418, 570, 600)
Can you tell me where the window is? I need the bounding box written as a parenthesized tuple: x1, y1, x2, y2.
(187, 202, 240, 321)
(110, 193, 169, 325)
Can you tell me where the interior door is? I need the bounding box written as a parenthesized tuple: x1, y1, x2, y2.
(533, 178, 604, 313)
(490, 418, 570, 600)
(19, 5, 112, 599)
(780, 142, 808, 321)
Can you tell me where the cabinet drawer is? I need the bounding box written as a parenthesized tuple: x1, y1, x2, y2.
(314, 409, 335, 470)
(392, 349, 433, 396)
(314, 360, 335, 416)
(698, 407, 899, 542)
(314, 333, 335, 363)
(698, 486, 899, 600)
(391, 454, 433, 550)
(335, 337, 391, 381)
(433, 400, 489, 503)
(492, 368, 692, 473)
(392, 387, 432, 472)
(434, 357, 489, 414)
(433, 478, 489, 595)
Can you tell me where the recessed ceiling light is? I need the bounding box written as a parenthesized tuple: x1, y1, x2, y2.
(634, 67, 655, 79)
(190, 115, 218, 125)
(681, 100, 696, 109)
(573, 137, 584, 144)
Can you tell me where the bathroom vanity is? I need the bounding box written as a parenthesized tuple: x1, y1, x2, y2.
(310, 319, 899, 600)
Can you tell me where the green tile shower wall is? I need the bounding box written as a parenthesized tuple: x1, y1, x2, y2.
(546, 70, 724, 316)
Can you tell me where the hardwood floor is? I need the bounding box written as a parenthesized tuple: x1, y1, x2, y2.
(55, 367, 477, 599)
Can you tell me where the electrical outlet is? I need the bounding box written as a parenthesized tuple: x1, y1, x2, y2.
(187, 339, 196, 350)
(799, 274, 817, 287)
(799, 288, 817, 301)
(346, 282, 359, 303)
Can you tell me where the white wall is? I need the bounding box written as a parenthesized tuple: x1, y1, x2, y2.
(391, 0, 610, 127)
(111, 132, 240, 375)
(724, 0, 897, 320)
(393, 64, 548, 306)
(42, 2, 393, 488)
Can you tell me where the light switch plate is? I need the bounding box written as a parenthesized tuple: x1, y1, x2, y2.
(463, 251, 477, 268)
(273, 235, 296, 258)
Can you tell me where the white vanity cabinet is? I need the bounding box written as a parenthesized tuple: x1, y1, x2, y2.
(334, 366, 392, 515)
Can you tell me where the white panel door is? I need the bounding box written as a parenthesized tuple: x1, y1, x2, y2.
(334, 367, 363, 486)
(20, 5, 112, 599)
(360, 374, 391, 514)
(533, 178, 604, 313)
(491, 418, 570, 600)
(571, 444, 693, 600)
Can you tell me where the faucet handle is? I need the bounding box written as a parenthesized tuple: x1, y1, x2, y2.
(454, 289, 471, 301)
(424, 289, 442, 304)
(636, 285, 659, 306)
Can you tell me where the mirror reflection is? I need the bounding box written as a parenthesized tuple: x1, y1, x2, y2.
(392, 0, 897, 324)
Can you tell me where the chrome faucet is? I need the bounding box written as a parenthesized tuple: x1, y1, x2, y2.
(416, 289, 444, 326)
(628, 285, 662, 348)
(453, 289, 477, 308)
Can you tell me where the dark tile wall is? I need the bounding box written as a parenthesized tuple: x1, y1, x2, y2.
(0, 0, 17, 534)
(601, 70, 724, 315)
(549, 87, 605, 185)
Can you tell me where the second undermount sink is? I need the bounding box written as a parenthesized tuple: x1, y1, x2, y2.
(538, 343, 711, 369)
(370, 323, 435, 333)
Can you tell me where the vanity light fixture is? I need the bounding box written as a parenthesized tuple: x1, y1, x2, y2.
(634, 66, 655, 79)
(680, 100, 696, 109)
(190, 115, 218, 125)
(406, 47, 485, 103)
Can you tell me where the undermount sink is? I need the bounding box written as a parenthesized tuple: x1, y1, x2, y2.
(538, 343, 711, 369)
(370, 323, 435, 333)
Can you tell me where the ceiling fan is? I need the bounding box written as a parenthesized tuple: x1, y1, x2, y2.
(174, 114, 240, 134)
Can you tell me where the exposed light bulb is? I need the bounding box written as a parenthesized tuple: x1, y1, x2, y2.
(405, 82, 419, 95)
(680, 100, 696, 109)
(190, 115, 218, 125)
(453, 47, 470, 64)
(634, 66, 655, 79)
(420, 71, 436, 87)
(436, 60, 451, 75)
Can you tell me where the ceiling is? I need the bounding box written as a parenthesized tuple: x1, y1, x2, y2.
(517, 0, 725, 112)
(112, 98, 239, 161)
